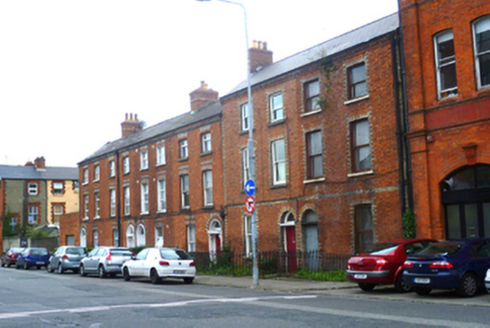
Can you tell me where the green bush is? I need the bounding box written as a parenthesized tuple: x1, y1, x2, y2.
(403, 210, 416, 239)
(295, 269, 348, 282)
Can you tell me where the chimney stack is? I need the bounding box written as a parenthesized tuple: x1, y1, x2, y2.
(189, 81, 219, 112)
(249, 40, 273, 73)
(34, 157, 46, 170)
(121, 113, 142, 138)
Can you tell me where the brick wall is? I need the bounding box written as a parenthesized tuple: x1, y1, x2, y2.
(59, 212, 80, 246)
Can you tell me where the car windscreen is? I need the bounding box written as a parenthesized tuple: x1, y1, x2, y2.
(160, 249, 191, 260)
(66, 248, 86, 255)
(12, 248, 24, 253)
(363, 243, 401, 255)
(416, 242, 463, 256)
(111, 250, 133, 257)
(31, 249, 48, 256)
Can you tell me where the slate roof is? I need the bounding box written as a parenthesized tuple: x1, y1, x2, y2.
(0, 165, 78, 181)
(81, 100, 222, 164)
(225, 13, 399, 96)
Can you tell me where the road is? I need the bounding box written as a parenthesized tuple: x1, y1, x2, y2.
(1, 267, 490, 327)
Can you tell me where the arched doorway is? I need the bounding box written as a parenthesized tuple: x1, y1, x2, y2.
(136, 224, 146, 246)
(280, 212, 297, 273)
(80, 228, 87, 247)
(208, 219, 222, 258)
(441, 164, 490, 239)
(302, 210, 319, 271)
(126, 225, 135, 248)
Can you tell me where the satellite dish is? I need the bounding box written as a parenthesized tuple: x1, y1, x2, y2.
(140, 121, 147, 128)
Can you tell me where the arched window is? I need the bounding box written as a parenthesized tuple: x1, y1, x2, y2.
(136, 224, 146, 247)
(80, 228, 87, 247)
(126, 225, 135, 248)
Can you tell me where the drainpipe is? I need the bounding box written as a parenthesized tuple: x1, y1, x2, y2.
(115, 151, 121, 247)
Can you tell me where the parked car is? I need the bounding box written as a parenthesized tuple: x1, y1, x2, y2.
(79, 247, 134, 278)
(485, 268, 490, 293)
(1, 247, 25, 267)
(16, 248, 50, 270)
(403, 238, 490, 297)
(347, 238, 436, 292)
(47, 246, 87, 274)
(122, 248, 195, 284)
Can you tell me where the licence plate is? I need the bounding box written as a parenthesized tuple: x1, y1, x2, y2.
(173, 270, 185, 274)
(354, 273, 367, 279)
(36, 262, 44, 265)
(414, 277, 430, 284)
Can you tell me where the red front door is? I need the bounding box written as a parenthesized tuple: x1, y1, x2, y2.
(285, 226, 297, 273)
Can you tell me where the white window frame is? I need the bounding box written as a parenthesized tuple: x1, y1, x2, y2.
(110, 189, 116, 217)
(83, 194, 89, 220)
(94, 165, 100, 182)
(203, 170, 213, 206)
(179, 139, 188, 159)
(53, 205, 64, 215)
(80, 228, 87, 247)
(93, 229, 99, 247)
(181, 174, 190, 209)
(94, 191, 100, 219)
(434, 30, 458, 99)
(202, 132, 212, 153)
(140, 149, 148, 170)
(124, 186, 130, 216)
(126, 225, 135, 248)
(83, 168, 89, 184)
(53, 182, 63, 195)
(155, 226, 164, 247)
(28, 183, 38, 195)
(473, 16, 490, 90)
(271, 139, 286, 185)
(113, 229, 119, 247)
(109, 160, 115, 177)
(270, 92, 284, 122)
(157, 177, 167, 212)
(156, 144, 166, 166)
(28, 205, 38, 224)
(187, 223, 196, 253)
(123, 157, 130, 174)
(140, 181, 149, 214)
(241, 103, 250, 131)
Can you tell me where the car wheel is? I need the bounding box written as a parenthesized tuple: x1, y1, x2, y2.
(150, 269, 161, 285)
(80, 265, 87, 277)
(123, 267, 131, 281)
(46, 263, 53, 273)
(16, 263, 20, 270)
(183, 277, 194, 285)
(414, 287, 432, 295)
(24, 262, 29, 270)
(1, 260, 4, 267)
(57, 263, 64, 274)
(98, 265, 107, 278)
(457, 273, 478, 298)
(358, 283, 376, 291)
(394, 274, 412, 293)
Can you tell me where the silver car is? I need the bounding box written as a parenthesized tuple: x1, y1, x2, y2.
(80, 247, 134, 278)
(47, 246, 87, 274)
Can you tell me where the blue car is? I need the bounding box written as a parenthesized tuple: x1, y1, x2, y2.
(403, 239, 490, 297)
(16, 248, 50, 270)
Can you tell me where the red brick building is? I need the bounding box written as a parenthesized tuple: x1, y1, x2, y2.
(399, 0, 490, 239)
(78, 83, 224, 252)
(220, 13, 409, 260)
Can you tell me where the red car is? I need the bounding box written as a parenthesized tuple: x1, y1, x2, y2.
(1, 247, 25, 267)
(347, 239, 436, 292)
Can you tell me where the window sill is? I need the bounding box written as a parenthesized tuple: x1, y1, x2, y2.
(300, 109, 322, 118)
(82, 218, 89, 221)
(271, 183, 287, 189)
(140, 168, 149, 172)
(303, 177, 325, 184)
(93, 179, 99, 183)
(157, 210, 167, 214)
(268, 118, 286, 127)
(202, 205, 214, 210)
(178, 157, 189, 162)
(156, 163, 167, 168)
(82, 182, 88, 186)
(200, 151, 212, 157)
(140, 212, 149, 216)
(239, 128, 255, 136)
(348, 170, 374, 178)
(94, 217, 100, 220)
(344, 94, 369, 106)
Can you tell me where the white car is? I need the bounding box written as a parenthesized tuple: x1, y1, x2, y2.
(122, 248, 196, 284)
(485, 268, 490, 293)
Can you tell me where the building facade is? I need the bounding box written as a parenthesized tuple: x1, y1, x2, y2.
(77, 83, 224, 252)
(399, 0, 490, 239)
(221, 13, 408, 259)
(0, 157, 79, 237)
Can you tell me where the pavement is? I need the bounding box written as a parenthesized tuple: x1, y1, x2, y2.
(194, 274, 355, 294)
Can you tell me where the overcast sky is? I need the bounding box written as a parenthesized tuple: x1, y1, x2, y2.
(0, 0, 398, 168)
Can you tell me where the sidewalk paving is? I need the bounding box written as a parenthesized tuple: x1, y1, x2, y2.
(195, 274, 355, 293)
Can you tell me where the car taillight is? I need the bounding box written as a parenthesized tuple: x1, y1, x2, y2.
(403, 261, 413, 268)
(376, 258, 389, 266)
(189, 261, 195, 267)
(159, 260, 169, 266)
(430, 261, 453, 269)
(62, 255, 69, 260)
(106, 251, 112, 261)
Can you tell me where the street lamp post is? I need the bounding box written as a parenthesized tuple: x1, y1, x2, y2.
(196, 0, 258, 287)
